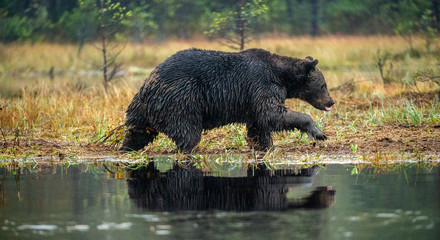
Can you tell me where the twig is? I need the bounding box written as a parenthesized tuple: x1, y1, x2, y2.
(0, 128, 5, 147)
(0, 106, 6, 147)
(13, 129, 20, 147)
(94, 124, 125, 144)
(37, 139, 62, 148)
(102, 163, 115, 174)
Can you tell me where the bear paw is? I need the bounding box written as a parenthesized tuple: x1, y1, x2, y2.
(300, 124, 327, 142)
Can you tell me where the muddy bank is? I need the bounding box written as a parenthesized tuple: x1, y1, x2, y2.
(1, 123, 439, 160)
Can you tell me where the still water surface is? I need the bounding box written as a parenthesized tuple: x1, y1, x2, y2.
(0, 160, 439, 239)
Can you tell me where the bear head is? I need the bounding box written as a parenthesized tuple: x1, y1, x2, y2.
(288, 56, 335, 111)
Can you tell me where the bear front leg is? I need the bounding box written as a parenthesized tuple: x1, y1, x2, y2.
(119, 127, 158, 152)
(280, 110, 327, 141)
(246, 124, 273, 151)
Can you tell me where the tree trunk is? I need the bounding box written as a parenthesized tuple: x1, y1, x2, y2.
(239, 0, 246, 51)
(433, 0, 439, 31)
(311, 0, 319, 37)
(285, 0, 293, 34)
(239, 15, 245, 51)
(100, 0, 108, 93)
(102, 34, 108, 93)
(177, 2, 191, 39)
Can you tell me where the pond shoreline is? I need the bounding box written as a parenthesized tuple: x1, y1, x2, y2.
(1, 123, 440, 163)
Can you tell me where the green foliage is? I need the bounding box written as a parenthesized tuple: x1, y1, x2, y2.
(0, 0, 438, 42)
(350, 143, 358, 154)
(395, 21, 417, 38)
(419, 9, 438, 51)
(0, 3, 52, 42)
(365, 98, 440, 126)
(97, 0, 132, 41)
(56, 0, 99, 44)
(351, 166, 359, 175)
(125, 3, 156, 42)
(393, 0, 434, 51)
(324, 0, 370, 34)
(394, 1, 420, 38)
(94, 0, 133, 91)
(205, 0, 268, 50)
(228, 124, 247, 148)
(405, 100, 422, 125)
(98, 0, 131, 27)
(0, 15, 33, 41)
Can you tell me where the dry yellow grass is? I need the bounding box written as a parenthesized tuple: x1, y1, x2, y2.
(1, 35, 436, 98)
(0, 35, 436, 74)
(1, 82, 134, 141)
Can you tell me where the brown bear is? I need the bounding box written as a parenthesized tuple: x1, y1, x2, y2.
(120, 48, 335, 152)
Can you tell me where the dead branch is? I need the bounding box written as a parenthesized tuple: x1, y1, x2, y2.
(94, 124, 125, 144)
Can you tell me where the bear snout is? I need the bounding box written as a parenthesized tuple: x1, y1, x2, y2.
(329, 99, 335, 106)
(324, 99, 335, 111)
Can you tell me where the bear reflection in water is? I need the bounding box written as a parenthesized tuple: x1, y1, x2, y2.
(127, 162, 335, 211)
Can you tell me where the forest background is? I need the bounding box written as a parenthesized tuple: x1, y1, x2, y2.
(1, 0, 438, 43)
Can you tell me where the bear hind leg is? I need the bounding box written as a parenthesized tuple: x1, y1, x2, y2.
(246, 125, 273, 151)
(171, 128, 202, 154)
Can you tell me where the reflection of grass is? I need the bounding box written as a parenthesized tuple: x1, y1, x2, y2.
(346, 147, 440, 177)
(0, 155, 437, 182)
(354, 157, 439, 178)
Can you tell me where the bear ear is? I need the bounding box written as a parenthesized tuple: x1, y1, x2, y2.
(304, 57, 319, 72)
(305, 56, 319, 66)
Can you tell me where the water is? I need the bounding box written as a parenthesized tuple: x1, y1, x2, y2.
(0, 160, 439, 240)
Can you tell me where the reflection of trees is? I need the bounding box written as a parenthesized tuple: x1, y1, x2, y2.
(0, 165, 129, 224)
(0, 172, 6, 209)
(127, 162, 335, 211)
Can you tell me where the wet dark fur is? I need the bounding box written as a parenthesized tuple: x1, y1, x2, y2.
(120, 48, 334, 152)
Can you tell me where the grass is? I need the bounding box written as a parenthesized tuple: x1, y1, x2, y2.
(0, 83, 132, 140)
(1, 36, 437, 75)
(0, 35, 440, 161)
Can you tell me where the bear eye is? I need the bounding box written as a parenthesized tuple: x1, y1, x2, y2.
(321, 84, 326, 89)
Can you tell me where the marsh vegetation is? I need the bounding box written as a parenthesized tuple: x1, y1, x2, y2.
(0, 36, 439, 162)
